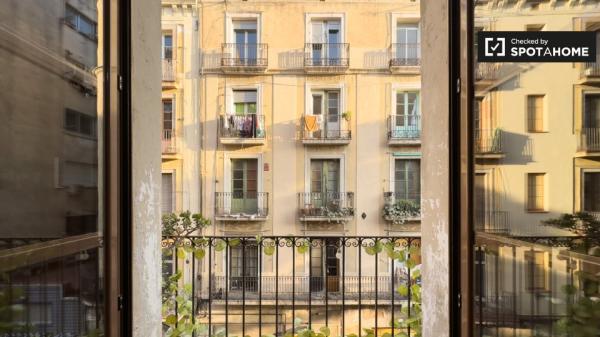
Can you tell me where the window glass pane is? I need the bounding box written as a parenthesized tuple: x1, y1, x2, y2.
(0, 1, 103, 335)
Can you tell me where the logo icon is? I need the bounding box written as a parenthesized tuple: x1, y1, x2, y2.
(484, 37, 505, 57)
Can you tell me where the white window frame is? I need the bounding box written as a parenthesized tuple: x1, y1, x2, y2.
(225, 13, 261, 44)
(390, 13, 420, 47)
(226, 84, 262, 116)
(305, 82, 345, 117)
(161, 29, 175, 60)
(390, 82, 421, 118)
(389, 154, 421, 194)
(305, 13, 345, 44)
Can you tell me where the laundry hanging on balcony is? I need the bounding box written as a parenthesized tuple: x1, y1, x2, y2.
(304, 115, 320, 132)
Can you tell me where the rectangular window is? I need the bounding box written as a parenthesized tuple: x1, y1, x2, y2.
(163, 34, 173, 59)
(62, 161, 97, 187)
(395, 91, 420, 129)
(584, 94, 600, 129)
(524, 251, 547, 292)
(527, 173, 545, 212)
(396, 23, 420, 61)
(233, 90, 257, 115)
(65, 5, 97, 40)
(233, 20, 257, 61)
(311, 159, 340, 195)
(394, 159, 421, 204)
(583, 172, 600, 213)
(527, 95, 544, 132)
(64, 108, 97, 137)
(161, 173, 174, 214)
(231, 159, 258, 214)
(163, 99, 174, 131)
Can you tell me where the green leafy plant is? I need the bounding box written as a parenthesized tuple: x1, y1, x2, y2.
(342, 111, 352, 122)
(383, 200, 420, 225)
(543, 212, 600, 252)
(162, 211, 211, 337)
(0, 274, 27, 334)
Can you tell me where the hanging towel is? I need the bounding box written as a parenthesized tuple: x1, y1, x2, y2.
(304, 115, 319, 132)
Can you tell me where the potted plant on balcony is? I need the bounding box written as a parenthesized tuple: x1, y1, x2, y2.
(383, 199, 421, 225)
(342, 110, 352, 122)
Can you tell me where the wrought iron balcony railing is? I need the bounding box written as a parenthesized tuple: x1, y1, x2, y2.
(304, 43, 349, 69)
(474, 210, 510, 234)
(297, 192, 355, 220)
(209, 275, 407, 300)
(383, 192, 421, 221)
(301, 116, 351, 144)
(162, 58, 176, 82)
(219, 114, 266, 141)
(221, 43, 268, 69)
(581, 61, 600, 78)
(162, 129, 177, 154)
(387, 115, 421, 142)
(577, 128, 600, 152)
(474, 129, 503, 155)
(162, 236, 422, 337)
(215, 192, 269, 220)
(389, 43, 421, 67)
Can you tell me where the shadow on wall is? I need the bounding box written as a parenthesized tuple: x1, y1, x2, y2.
(202, 50, 222, 70)
(502, 130, 534, 165)
(363, 49, 389, 69)
(277, 49, 304, 69)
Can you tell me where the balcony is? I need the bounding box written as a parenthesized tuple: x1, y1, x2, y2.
(209, 275, 408, 301)
(298, 192, 354, 221)
(162, 58, 176, 82)
(301, 117, 351, 145)
(383, 192, 421, 222)
(161, 129, 177, 154)
(580, 62, 600, 80)
(474, 129, 504, 159)
(577, 128, 600, 154)
(219, 114, 266, 145)
(389, 43, 420, 73)
(214, 192, 269, 221)
(221, 43, 268, 73)
(474, 210, 510, 234)
(304, 43, 349, 73)
(387, 115, 421, 145)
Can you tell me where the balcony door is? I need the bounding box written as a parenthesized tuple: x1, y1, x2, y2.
(474, 173, 488, 231)
(233, 20, 257, 64)
(231, 159, 258, 214)
(396, 23, 419, 63)
(583, 171, 600, 215)
(229, 90, 260, 138)
(162, 99, 174, 151)
(311, 90, 340, 138)
(310, 159, 340, 209)
(584, 94, 600, 129)
(393, 91, 420, 138)
(310, 241, 340, 293)
(311, 20, 341, 65)
(161, 172, 174, 214)
(230, 242, 259, 292)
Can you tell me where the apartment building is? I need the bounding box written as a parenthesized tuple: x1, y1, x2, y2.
(161, 2, 201, 216)
(159, 0, 423, 335)
(473, 1, 600, 335)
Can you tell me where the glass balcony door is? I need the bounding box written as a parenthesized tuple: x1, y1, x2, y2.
(310, 159, 340, 209)
(583, 171, 600, 215)
(310, 241, 340, 293)
(311, 20, 341, 65)
(393, 91, 420, 138)
(311, 90, 340, 138)
(229, 243, 259, 292)
(231, 159, 258, 214)
(396, 24, 419, 62)
(394, 159, 420, 204)
(234, 20, 257, 64)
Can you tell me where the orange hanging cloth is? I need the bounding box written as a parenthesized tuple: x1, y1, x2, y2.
(304, 115, 319, 132)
